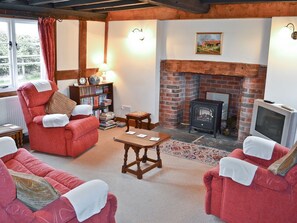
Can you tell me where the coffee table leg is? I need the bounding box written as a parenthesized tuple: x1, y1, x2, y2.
(147, 116, 151, 130)
(126, 117, 130, 132)
(142, 148, 148, 163)
(156, 145, 162, 168)
(122, 144, 130, 173)
(133, 147, 143, 179)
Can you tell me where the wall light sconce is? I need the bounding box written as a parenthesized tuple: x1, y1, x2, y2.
(285, 23, 297, 40)
(132, 28, 145, 41)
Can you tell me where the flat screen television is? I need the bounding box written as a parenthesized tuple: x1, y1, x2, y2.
(250, 99, 297, 148)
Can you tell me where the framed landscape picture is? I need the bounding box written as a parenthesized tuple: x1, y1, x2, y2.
(196, 32, 222, 55)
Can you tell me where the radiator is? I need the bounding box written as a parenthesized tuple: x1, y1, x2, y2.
(0, 96, 28, 134)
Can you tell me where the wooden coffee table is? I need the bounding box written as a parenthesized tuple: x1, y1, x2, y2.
(0, 124, 23, 147)
(114, 129, 170, 179)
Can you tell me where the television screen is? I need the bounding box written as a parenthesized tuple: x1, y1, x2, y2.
(255, 106, 285, 143)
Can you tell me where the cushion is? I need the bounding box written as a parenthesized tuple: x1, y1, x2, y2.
(268, 142, 297, 176)
(8, 169, 60, 211)
(45, 91, 77, 118)
(42, 114, 69, 128)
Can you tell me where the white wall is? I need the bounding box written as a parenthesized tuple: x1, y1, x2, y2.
(265, 17, 297, 109)
(107, 18, 271, 123)
(161, 18, 271, 65)
(57, 21, 105, 96)
(108, 20, 160, 122)
(87, 21, 105, 68)
(56, 20, 79, 70)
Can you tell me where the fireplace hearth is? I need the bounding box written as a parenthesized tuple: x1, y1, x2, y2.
(189, 99, 223, 138)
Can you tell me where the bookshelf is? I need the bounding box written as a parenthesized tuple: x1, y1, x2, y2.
(69, 82, 114, 120)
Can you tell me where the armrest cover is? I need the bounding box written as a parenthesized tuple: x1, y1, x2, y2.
(62, 180, 108, 222)
(71, 105, 92, 116)
(0, 137, 17, 158)
(243, 136, 276, 160)
(219, 157, 258, 186)
(42, 114, 69, 128)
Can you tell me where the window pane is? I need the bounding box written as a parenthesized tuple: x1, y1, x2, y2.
(0, 21, 12, 86)
(15, 22, 41, 84)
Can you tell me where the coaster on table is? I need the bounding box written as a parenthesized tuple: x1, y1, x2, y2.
(126, 131, 136, 135)
(137, 134, 147, 138)
(149, 137, 160, 141)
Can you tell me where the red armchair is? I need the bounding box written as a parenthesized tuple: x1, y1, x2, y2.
(17, 81, 99, 157)
(0, 138, 117, 223)
(204, 137, 297, 223)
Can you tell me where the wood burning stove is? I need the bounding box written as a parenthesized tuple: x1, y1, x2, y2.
(189, 99, 223, 138)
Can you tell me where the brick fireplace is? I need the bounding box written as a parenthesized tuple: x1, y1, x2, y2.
(159, 60, 267, 142)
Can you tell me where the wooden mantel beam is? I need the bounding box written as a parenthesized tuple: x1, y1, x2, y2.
(161, 60, 264, 77)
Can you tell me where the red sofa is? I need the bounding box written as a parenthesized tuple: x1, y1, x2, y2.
(17, 81, 99, 157)
(204, 143, 297, 223)
(1, 147, 117, 222)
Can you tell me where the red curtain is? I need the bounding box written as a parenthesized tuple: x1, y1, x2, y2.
(38, 17, 56, 81)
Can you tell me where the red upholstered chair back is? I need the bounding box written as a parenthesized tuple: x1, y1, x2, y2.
(17, 81, 58, 125)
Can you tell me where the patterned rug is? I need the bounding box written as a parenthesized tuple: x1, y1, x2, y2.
(159, 139, 230, 166)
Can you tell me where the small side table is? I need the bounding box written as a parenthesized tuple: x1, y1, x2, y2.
(0, 124, 23, 147)
(126, 111, 151, 132)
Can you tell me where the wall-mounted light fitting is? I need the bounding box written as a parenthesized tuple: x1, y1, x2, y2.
(132, 28, 145, 41)
(99, 63, 109, 82)
(285, 23, 297, 40)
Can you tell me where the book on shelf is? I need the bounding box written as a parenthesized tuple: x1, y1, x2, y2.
(93, 96, 99, 107)
(93, 109, 101, 119)
(101, 98, 112, 106)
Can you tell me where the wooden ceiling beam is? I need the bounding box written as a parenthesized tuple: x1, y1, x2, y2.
(54, 0, 114, 8)
(92, 3, 156, 13)
(201, 0, 297, 3)
(73, 0, 143, 11)
(0, 3, 107, 20)
(28, 0, 70, 6)
(141, 0, 210, 13)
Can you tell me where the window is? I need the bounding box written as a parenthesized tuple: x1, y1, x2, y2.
(0, 18, 45, 92)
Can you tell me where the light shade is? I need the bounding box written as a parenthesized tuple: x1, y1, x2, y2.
(99, 63, 109, 72)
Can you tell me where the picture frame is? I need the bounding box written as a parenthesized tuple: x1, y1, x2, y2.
(206, 92, 229, 121)
(196, 32, 223, 55)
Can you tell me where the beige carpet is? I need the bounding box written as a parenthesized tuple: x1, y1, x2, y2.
(31, 127, 223, 223)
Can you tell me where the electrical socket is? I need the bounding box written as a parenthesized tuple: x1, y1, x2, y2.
(121, 105, 132, 114)
(121, 105, 131, 110)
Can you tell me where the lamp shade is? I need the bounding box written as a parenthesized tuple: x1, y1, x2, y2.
(99, 63, 109, 72)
